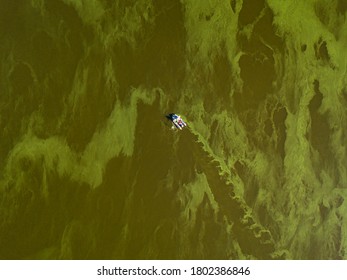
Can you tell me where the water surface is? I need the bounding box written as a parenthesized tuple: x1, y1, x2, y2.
(0, 0, 346, 259)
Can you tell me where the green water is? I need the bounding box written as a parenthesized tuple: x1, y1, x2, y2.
(1, 0, 346, 259)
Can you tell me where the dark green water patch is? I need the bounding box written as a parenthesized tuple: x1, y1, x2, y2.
(87, 156, 133, 259)
(45, 0, 84, 31)
(31, 30, 58, 80)
(0, 165, 90, 259)
(337, 0, 347, 14)
(314, 38, 330, 63)
(238, 0, 265, 27)
(9, 62, 35, 94)
(210, 44, 232, 110)
(273, 104, 287, 159)
(301, 44, 307, 52)
(237, 52, 274, 110)
(308, 80, 332, 163)
(112, 0, 185, 103)
(192, 195, 226, 259)
(253, 5, 283, 50)
(264, 118, 273, 136)
(140, 0, 186, 90)
(64, 50, 115, 152)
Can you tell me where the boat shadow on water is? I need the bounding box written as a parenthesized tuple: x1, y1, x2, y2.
(164, 113, 179, 130)
(165, 113, 175, 121)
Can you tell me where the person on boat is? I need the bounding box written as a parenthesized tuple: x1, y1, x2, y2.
(167, 113, 186, 129)
(177, 117, 183, 125)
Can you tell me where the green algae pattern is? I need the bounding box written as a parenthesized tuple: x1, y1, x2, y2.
(0, 0, 346, 259)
